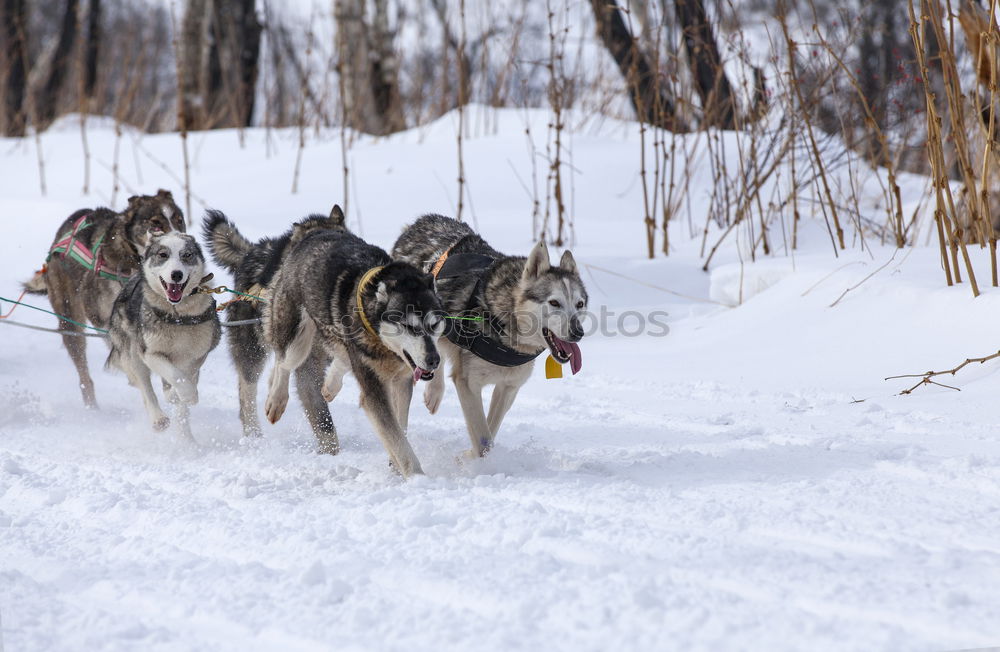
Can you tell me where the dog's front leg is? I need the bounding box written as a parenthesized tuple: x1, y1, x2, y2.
(264, 316, 316, 424)
(423, 370, 445, 414)
(485, 383, 522, 445)
(453, 377, 492, 457)
(391, 373, 414, 433)
(356, 365, 422, 477)
(174, 401, 194, 440)
(144, 353, 197, 404)
(321, 354, 350, 402)
(129, 361, 169, 431)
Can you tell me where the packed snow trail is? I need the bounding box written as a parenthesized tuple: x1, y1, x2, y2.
(3, 113, 1000, 650)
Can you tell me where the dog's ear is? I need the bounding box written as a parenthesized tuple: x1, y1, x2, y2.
(156, 188, 173, 199)
(523, 240, 550, 280)
(559, 249, 578, 274)
(329, 204, 346, 226)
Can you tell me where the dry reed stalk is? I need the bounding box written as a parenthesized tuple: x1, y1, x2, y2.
(960, 0, 1000, 285)
(169, 2, 192, 224)
(908, 0, 978, 294)
(291, 11, 316, 195)
(779, 12, 843, 253)
(75, 3, 91, 195)
(338, 59, 350, 217)
(456, 0, 467, 222)
(110, 35, 144, 205)
(816, 36, 905, 246)
(544, 0, 567, 246)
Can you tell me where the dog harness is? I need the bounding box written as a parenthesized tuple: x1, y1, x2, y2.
(431, 249, 543, 368)
(147, 302, 218, 326)
(48, 212, 132, 283)
(355, 265, 389, 349)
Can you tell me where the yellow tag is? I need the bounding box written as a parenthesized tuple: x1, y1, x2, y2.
(545, 354, 563, 379)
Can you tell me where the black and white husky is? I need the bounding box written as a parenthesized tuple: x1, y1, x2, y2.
(105, 232, 220, 438)
(392, 214, 587, 458)
(263, 229, 444, 477)
(201, 207, 347, 452)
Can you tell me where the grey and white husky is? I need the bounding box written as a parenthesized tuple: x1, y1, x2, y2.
(263, 229, 444, 477)
(392, 214, 587, 458)
(23, 190, 185, 409)
(105, 232, 220, 438)
(201, 206, 347, 452)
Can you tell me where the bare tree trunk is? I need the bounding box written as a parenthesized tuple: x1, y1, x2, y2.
(369, 0, 404, 132)
(335, 0, 404, 135)
(1, 0, 28, 136)
(179, 0, 209, 130)
(212, 0, 261, 127)
(179, 0, 259, 130)
(36, 0, 79, 127)
(588, 0, 685, 132)
(429, 0, 472, 111)
(82, 0, 100, 100)
(674, 0, 736, 129)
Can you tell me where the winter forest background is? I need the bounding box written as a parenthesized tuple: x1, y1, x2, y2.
(5, 0, 1000, 278)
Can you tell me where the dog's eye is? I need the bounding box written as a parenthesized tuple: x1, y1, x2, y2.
(158, 252, 168, 260)
(548, 300, 561, 308)
(576, 301, 584, 309)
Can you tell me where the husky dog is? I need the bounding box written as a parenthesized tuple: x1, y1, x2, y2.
(263, 229, 444, 476)
(392, 214, 587, 458)
(105, 232, 220, 437)
(23, 190, 185, 408)
(201, 206, 347, 452)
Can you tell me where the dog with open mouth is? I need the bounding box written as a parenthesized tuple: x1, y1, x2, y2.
(21, 190, 185, 408)
(263, 229, 444, 477)
(105, 232, 220, 438)
(392, 214, 588, 458)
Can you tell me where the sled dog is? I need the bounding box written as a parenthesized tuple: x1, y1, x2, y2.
(105, 232, 220, 438)
(201, 206, 347, 451)
(263, 229, 444, 476)
(23, 190, 185, 408)
(392, 214, 587, 457)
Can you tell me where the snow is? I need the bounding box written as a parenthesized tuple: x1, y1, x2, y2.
(2, 109, 1000, 651)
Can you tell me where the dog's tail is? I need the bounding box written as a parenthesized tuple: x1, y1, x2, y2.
(22, 267, 48, 295)
(202, 210, 252, 273)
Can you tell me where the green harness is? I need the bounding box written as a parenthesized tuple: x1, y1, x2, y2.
(47, 212, 133, 284)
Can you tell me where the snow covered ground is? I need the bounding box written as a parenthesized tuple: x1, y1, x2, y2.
(2, 110, 1000, 651)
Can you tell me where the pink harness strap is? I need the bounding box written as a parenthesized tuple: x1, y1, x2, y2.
(57, 213, 91, 262)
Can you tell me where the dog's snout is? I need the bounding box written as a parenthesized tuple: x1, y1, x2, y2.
(425, 350, 440, 370)
(170, 270, 183, 283)
(568, 318, 584, 342)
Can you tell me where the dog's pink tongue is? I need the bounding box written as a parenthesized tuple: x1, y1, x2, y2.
(166, 283, 184, 303)
(412, 367, 424, 384)
(568, 342, 582, 375)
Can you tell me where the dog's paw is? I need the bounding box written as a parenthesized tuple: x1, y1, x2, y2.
(152, 415, 171, 431)
(389, 456, 424, 478)
(457, 441, 491, 463)
(423, 382, 444, 414)
(264, 390, 288, 424)
(321, 378, 342, 403)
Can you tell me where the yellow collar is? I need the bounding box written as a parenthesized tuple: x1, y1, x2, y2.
(355, 265, 385, 342)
